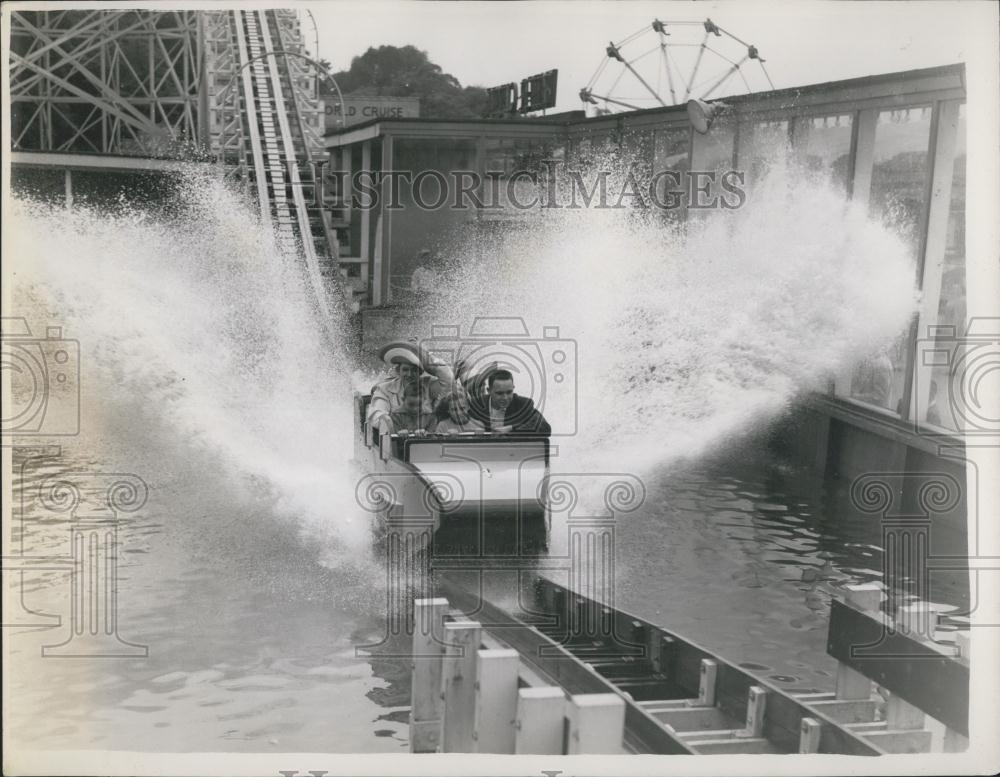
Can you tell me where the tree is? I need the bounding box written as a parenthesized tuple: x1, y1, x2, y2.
(321, 45, 487, 118)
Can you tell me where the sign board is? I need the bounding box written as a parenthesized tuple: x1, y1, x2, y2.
(486, 83, 518, 116)
(484, 70, 559, 117)
(325, 96, 421, 130)
(519, 70, 558, 113)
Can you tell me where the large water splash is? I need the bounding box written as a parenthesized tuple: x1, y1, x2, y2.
(6, 155, 919, 550)
(415, 157, 919, 477)
(6, 170, 372, 562)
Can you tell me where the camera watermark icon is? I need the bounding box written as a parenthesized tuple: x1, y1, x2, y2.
(2, 465, 150, 658)
(2, 446, 65, 628)
(353, 457, 648, 662)
(421, 317, 578, 436)
(352, 468, 468, 658)
(913, 317, 1000, 444)
(528, 472, 647, 659)
(1, 317, 80, 437)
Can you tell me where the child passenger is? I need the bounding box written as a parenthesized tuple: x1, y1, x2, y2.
(428, 390, 486, 434)
(389, 380, 434, 433)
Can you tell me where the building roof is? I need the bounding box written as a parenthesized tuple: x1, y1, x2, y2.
(324, 63, 965, 146)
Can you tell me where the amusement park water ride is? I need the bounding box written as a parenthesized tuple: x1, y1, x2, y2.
(353, 392, 550, 554)
(353, 336, 552, 554)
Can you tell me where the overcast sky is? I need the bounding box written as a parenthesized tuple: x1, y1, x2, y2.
(304, 1, 994, 111)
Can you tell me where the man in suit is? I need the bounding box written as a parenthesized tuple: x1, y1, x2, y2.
(469, 368, 551, 435)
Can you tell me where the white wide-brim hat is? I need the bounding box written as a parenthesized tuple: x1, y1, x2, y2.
(377, 341, 422, 368)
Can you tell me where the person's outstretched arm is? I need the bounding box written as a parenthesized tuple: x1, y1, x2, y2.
(420, 348, 455, 389)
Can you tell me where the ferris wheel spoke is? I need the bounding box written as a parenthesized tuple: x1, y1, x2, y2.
(584, 16, 773, 112)
(701, 59, 746, 101)
(758, 61, 776, 90)
(683, 33, 710, 102)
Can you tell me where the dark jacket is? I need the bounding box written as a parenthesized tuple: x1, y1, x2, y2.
(469, 394, 551, 436)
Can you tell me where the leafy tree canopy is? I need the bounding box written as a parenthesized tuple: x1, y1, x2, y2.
(320, 45, 487, 118)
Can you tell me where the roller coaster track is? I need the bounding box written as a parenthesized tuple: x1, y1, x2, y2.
(233, 10, 341, 330)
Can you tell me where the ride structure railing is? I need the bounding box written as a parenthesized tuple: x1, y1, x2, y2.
(211, 10, 344, 335)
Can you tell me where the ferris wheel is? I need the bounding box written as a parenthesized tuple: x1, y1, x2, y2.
(579, 18, 775, 114)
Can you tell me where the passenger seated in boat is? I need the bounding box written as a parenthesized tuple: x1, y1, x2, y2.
(388, 380, 434, 433)
(454, 358, 493, 404)
(468, 368, 551, 435)
(367, 341, 452, 433)
(427, 390, 486, 435)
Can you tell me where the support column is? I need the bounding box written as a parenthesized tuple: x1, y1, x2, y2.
(380, 133, 394, 305)
(341, 144, 353, 259)
(911, 100, 961, 424)
(360, 139, 372, 298)
(835, 108, 878, 395)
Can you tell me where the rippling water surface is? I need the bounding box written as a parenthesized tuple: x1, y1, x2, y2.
(605, 444, 968, 692)
(7, 445, 409, 753)
(8, 437, 968, 752)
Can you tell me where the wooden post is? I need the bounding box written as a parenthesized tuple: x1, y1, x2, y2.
(342, 143, 353, 233)
(473, 648, 519, 753)
(380, 133, 394, 304)
(515, 687, 566, 754)
(955, 631, 970, 660)
(884, 600, 930, 732)
(441, 620, 481, 752)
(473, 134, 486, 220)
(845, 582, 884, 611)
(565, 693, 625, 754)
(553, 587, 567, 628)
(409, 598, 449, 753)
(360, 139, 372, 296)
(799, 717, 822, 753)
(943, 727, 969, 753)
(886, 693, 926, 731)
(572, 597, 587, 639)
(601, 606, 615, 640)
(896, 602, 939, 641)
(835, 659, 872, 700)
(649, 631, 673, 675)
(835, 584, 882, 700)
(64, 168, 73, 209)
(688, 658, 717, 707)
(944, 630, 969, 753)
(372, 213, 383, 306)
(742, 685, 767, 738)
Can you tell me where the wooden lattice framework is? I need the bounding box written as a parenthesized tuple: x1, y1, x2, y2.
(269, 9, 326, 158)
(202, 10, 247, 182)
(9, 9, 206, 157)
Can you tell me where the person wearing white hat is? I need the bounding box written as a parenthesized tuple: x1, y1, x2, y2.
(366, 340, 453, 433)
